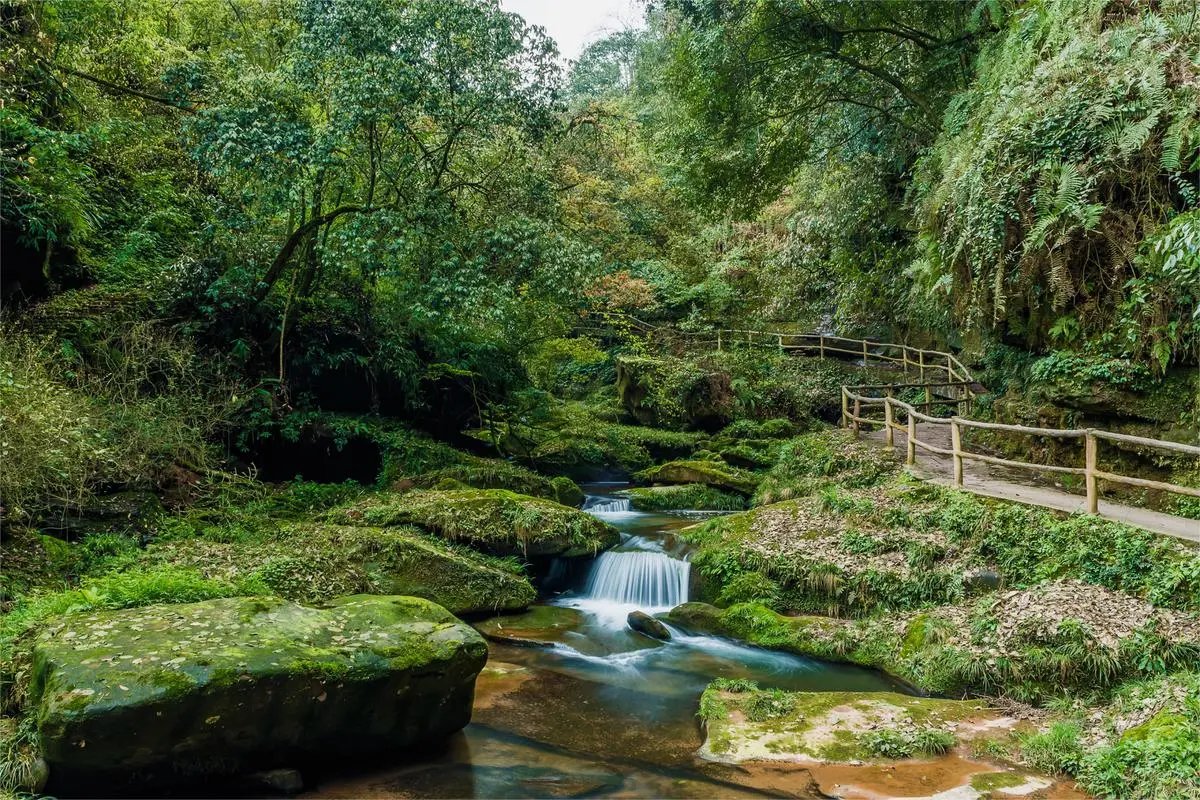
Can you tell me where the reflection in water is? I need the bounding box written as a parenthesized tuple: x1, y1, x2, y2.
(305, 485, 899, 799)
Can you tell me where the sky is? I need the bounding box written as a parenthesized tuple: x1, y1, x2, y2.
(499, 0, 643, 64)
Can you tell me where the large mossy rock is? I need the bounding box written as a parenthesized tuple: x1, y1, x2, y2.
(144, 523, 536, 616)
(634, 460, 759, 496)
(615, 355, 734, 430)
(622, 484, 745, 512)
(335, 489, 619, 557)
(33, 595, 487, 791)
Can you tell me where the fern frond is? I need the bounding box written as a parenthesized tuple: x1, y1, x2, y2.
(1049, 248, 1074, 310)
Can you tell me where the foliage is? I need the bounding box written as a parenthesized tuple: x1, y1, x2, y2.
(862, 727, 956, 759)
(0, 320, 230, 521)
(913, 0, 1200, 365)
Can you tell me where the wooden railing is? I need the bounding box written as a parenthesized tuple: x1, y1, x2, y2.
(592, 313, 1200, 521)
(636, 323, 979, 387)
(841, 388, 1200, 514)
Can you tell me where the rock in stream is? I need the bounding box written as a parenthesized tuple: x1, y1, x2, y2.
(32, 594, 487, 792)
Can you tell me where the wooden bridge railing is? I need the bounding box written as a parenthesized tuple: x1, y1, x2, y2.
(632, 322, 979, 387)
(592, 313, 1200, 521)
(841, 388, 1200, 514)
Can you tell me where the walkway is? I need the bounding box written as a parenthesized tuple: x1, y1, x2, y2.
(863, 422, 1200, 544)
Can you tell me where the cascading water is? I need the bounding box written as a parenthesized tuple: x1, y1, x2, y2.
(583, 496, 632, 513)
(583, 548, 690, 609)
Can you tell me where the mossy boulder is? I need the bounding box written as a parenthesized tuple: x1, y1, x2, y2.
(143, 523, 536, 616)
(698, 684, 1003, 764)
(622, 484, 745, 512)
(615, 355, 734, 430)
(408, 459, 583, 507)
(335, 489, 619, 557)
(32, 595, 487, 792)
(634, 460, 760, 496)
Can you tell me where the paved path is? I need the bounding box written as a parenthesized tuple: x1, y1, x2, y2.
(862, 422, 1200, 544)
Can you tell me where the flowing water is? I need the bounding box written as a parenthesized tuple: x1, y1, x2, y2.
(305, 485, 903, 799)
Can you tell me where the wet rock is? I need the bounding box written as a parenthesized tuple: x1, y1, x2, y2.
(34, 595, 487, 793)
(475, 605, 586, 647)
(627, 610, 672, 641)
(698, 686, 1009, 765)
(249, 768, 304, 795)
(334, 489, 620, 557)
(963, 567, 1000, 592)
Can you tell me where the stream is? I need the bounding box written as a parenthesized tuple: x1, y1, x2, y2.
(306, 485, 902, 799)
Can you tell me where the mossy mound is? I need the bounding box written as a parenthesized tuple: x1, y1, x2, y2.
(32, 595, 487, 792)
(409, 460, 583, 506)
(335, 489, 620, 557)
(496, 399, 701, 478)
(143, 522, 535, 615)
(622, 484, 745, 512)
(615, 355, 734, 430)
(634, 460, 760, 496)
(682, 495, 966, 615)
(698, 683, 1000, 764)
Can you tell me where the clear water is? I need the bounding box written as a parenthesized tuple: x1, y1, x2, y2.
(305, 485, 903, 798)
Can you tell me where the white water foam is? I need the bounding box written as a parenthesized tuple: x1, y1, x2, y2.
(583, 496, 632, 513)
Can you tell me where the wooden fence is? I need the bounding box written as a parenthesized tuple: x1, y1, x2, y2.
(841, 387, 1200, 514)
(590, 313, 1200, 520)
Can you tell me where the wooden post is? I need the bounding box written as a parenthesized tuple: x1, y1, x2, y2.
(841, 387, 849, 428)
(778, 333, 784, 354)
(951, 417, 963, 487)
(924, 385, 933, 408)
(819, 335, 825, 358)
(884, 395, 895, 449)
(1085, 430, 1098, 514)
(862, 339, 869, 364)
(906, 411, 916, 466)
(717, 329, 722, 351)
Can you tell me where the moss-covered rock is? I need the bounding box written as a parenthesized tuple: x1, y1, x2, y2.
(496, 398, 700, 478)
(621, 484, 745, 512)
(32, 595, 487, 792)
(698, 683, 1002, 764)
(635, 460, 760, 496)
(143, 523, 535, 616)
(682, 496, 966, 615)
(408, 459, 582, 506)
(615, 355, 734, 430)
(335, 489, 619, 557)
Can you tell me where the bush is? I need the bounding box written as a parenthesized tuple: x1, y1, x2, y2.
(0, 321, 231, 521)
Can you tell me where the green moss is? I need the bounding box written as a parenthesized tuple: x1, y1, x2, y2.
(622, 484, 745, 511)
(335, 489, 619, 557)
(143, 523, 536, 616)
(635, 460, 760, 495)
(700, 685, 981, 763)
(970, 771, 1027, 791)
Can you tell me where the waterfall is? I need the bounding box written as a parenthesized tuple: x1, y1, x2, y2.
(584, 496, 632, 513)
(582, 551, 689, 608)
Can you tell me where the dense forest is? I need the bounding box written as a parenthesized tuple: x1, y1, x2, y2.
(2, 0, 1199, 798)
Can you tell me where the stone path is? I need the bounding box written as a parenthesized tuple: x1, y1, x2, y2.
(863, 422, 1200, 544)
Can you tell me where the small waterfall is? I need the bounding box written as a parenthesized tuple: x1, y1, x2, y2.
(584, 496, 632, 513)
(582, 551, 689, 608)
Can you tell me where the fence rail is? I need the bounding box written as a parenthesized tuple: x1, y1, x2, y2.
(594, 313, 1199, 523)
(841, 387, 1200, 514)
